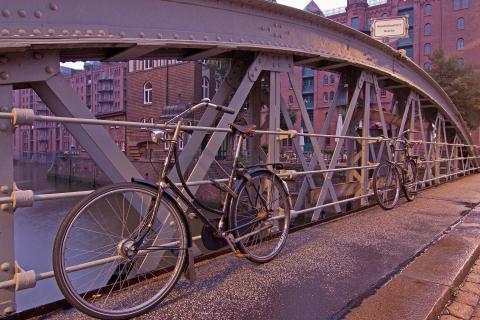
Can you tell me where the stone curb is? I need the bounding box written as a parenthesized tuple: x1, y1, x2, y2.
(345, 206, 480, 320)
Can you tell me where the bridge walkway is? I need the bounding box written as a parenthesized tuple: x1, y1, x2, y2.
(39, 174, 480, 320)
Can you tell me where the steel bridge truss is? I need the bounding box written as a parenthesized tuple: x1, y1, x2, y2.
(0, 0, 479, 316)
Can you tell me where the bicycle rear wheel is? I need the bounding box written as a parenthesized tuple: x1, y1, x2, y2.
(404, 159, 418, 201)
(229, 170, 290, 264)
(53, 183, 188, 319)
(373, 162, 400, 210)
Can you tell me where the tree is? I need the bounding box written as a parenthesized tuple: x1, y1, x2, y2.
(428, 49, 480, 129)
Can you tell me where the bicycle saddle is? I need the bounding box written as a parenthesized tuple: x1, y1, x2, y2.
(229, 123, 256, 136)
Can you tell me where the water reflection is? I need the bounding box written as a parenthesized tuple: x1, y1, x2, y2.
(14, 162, 92, 311)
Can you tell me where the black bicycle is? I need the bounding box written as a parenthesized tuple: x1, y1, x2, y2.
(373, 129, 418, 210)
(52, 98, 291, 319)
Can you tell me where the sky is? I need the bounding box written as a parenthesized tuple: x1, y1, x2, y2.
(61, 0, 348, 70)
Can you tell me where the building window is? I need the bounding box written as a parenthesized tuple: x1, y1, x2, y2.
(457, 38, 464, 50)
(329, 91, 335, 101)
(382, 13, 388, 18)
(323, 75, 328, 85)
(323, 92, 328, 102)
(424, 62, 431, 71)
(381, 88, 387, 97)
(143, 60, 153, 70)
(288, 95, 294, 105)
(351, 17, 359, 30)
(457, 17, 465, 30)
(143, 82, 152, 105)
(424, 4, 432, 16)
(424, 23, 432, 36)
(330, 74, 335, 84)
(202, 77, 210, 99)
(304, 94, 314, 108)
(424, 43, 432, 56)
(454, 0, 469, 10)
(458, 58, 464, 65)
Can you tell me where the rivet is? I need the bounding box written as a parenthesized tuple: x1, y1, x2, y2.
(216, 36, 221, 41)
(0, 56, 7, 64)
(17, 29, 26, 36)
(3, 306, 15, 316)
(33, 52, 43, 60)
(47, 28, 55, 36)
(189, 34, 194, 40)
(0, 203, 11, 210)
(17, 10, 27, 18)
(0, 72, 8, 80)
(0, 262, 10, 271)
(49, 3, 59, 11)
(97, 30, 105, 36)
(157, 33, 163, 39)
(34, 10, 42, 18)
(0, 29, 8, 36)
(173, 33, 179, 39)
(45, 66, 54, 74)
(229, 38, 233, 42)
(32, 28, 41, 36)
(203, 35, 208, 41)
(1, 9, 11, 18)
(139, 32, 145, 38)
(85, 30, 93, 36)
(267, 27, 271, 32)
(61, 29, 69, 36)
(74, 30, 81, 36)
(261, 26, 265, 31)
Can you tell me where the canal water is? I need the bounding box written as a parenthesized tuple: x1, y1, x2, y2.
(13, 161, 93, 312)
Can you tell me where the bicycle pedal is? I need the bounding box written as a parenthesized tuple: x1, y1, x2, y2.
(234, 252, 247, 258)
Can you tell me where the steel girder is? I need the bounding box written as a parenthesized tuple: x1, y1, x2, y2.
(0, 0, 474, 155)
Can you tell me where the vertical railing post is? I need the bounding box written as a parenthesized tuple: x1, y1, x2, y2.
(0, 85, 15, 317)
(268, 72, 281, 164)
(360, 82, 371, 206)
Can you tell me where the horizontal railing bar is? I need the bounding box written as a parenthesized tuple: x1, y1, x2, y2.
(417, 167, 479, 184)
(2, 111, 480, 148)
(292, 193, 374, 217)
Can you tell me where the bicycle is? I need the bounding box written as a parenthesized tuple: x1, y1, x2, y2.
(52, 98, 291, 319)
(373, 129, 419, 210)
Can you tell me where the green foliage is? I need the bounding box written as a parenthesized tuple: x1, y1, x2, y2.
(280, 110, 297, 130)
(428, 49, 480, 129)
(450, 286, 459, 297)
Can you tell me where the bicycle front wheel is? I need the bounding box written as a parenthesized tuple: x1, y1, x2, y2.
(373, 162, 400, 210)
(404, 159, 418, 201)
(229, 170, 290, 264)
(53, 183, 188, 319)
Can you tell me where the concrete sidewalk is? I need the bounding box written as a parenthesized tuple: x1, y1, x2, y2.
(37, 174, 480, 320)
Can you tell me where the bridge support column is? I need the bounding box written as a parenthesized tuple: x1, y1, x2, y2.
(0, 85, 15, 317)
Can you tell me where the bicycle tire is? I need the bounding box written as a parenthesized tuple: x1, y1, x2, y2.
(53, 182, 188, 319)
(373, 162, 401, 210)
(404, 159, 418, 201)
(229, 169, 290, 264)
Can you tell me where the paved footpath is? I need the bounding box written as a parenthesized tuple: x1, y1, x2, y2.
(36, 174, 480, 320)
(440, 258, 480, 320)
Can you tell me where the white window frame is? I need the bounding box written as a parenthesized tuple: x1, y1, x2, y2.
(143, 82, 153, 105)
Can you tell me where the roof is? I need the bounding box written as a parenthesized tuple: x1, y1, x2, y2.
(304, 0, 324, 17)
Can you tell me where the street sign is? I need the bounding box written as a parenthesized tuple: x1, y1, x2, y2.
(371, 16, 409, 39)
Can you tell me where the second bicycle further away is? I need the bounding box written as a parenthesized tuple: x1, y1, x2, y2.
(373, 129, 420, 210)
(52, 99, 291, 319)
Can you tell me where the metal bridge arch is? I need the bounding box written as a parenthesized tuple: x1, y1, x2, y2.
(0, 0, 478, 316)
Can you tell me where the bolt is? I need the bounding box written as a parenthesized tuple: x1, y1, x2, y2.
(17, 9, 27, 18)
(34, 10, 43, 18)
(0, 185, 10, 194)
(61, 29, 69, 36)
(203, 35, 208, 41)
(118, 31, 125, 38)
(32, 28, 41, 36)
(174, 33, 179, 39)
(97, 30, 106, 36)
(73, 30, 81, 36)
(0, 262, 11, 272)
(189, 34, 194, 40)
(47, 28, 55, 36)
(1, 9, 11, 18)
(49, 3, 58, 11)
(1, 29, 9, 36)
(0, 72, 9, 80)
(157, 33, 163, 39)
(85, 30, 93, 36)
(17, 29, 26, 36)
(138, 32, 145, 38)
(45, 66, 54, 74)
(3, 306, 15, 316)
